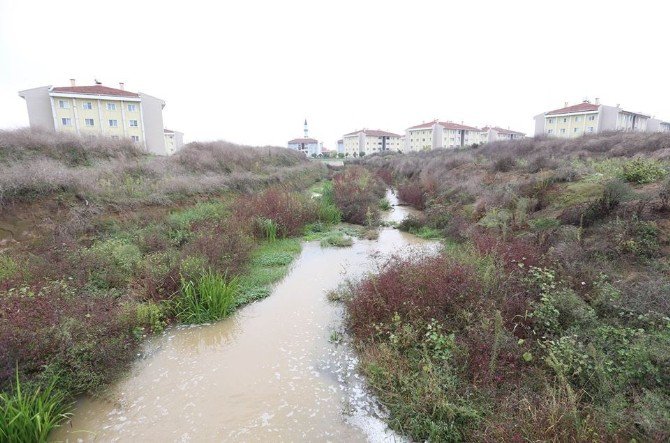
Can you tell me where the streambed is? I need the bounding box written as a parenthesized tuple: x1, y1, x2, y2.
(52, 191, 435, 442)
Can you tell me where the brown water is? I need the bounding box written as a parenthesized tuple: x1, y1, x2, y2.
(52, 191, 434, 442)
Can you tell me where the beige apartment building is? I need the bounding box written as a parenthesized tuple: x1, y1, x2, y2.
(480, 126, 525, 143)
(342, 129, 403, 156)
(19, 80, 183, 155)
(533, 100, 662, 138)
(406, 120, 481, 151)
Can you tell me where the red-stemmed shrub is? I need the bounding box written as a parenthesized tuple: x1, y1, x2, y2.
(397, 180, 426, 210)
(234, 187, 318, 237)
(332, 166, 386, 225)
(347, 253, 483, 339)
(182, 218, 252, 276)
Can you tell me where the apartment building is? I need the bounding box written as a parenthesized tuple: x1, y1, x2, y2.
(648, 118, 670, 133)
(534, 100, 654, 138)
(406, 120, 480, 151)
(164, 129, 185, 155)
(342, 129, 403, 156)
(18, 80, 182, 156)
(480, 126, 525, 143)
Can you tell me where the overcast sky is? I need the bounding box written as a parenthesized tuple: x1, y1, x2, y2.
(1, 0, 669, 148)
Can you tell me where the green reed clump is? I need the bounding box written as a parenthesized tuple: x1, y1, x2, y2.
(0, 370, 72, 443)
(257, 217, 278, 242)
(174, 271, 239, 323)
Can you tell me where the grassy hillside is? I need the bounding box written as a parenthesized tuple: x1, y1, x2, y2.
(343, 132, 670, 441)
(0, 129, 334, 440)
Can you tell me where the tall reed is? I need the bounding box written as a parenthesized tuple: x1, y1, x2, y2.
(0, 370, 72, 442)
(174, 271, 239, 323)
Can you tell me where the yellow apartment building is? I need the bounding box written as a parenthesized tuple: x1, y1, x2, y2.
(406, 121, 481, 151)
(534, 99, 661, 138)
(19, 80, 183, 155)
(341, 129, 402, 156)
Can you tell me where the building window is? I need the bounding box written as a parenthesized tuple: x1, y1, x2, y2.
(129, 120, 138, 127)
(575, 116, 580, 122)
(128, 104, 137, 112)
(588, 115, 595, 121)
(587, 127, 594, 132)
(109, 119, 118, 127)
(82, 102, 93, 110)
(61, 117, 71, 126)
(131, 135, 140, 142)
(547, 118, 554, 124)
(547, 129, 553, 134)
(574, 128, 579, 133)
(563, 118, 568, 123)
(107, 103, 116, 111)
(560, 128, 566, 134)
(85, 118, 95, 126)
(58, 100, 69, 109)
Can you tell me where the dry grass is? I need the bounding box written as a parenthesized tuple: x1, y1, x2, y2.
(0, 129, 322, 206)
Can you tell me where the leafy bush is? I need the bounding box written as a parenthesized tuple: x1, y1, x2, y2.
(0, 371, 72, 442)
(81, 238, 142, 289)
(621, 158, 667, 184)
(174, 271, 239, 324)
(182, 218, 251, 277)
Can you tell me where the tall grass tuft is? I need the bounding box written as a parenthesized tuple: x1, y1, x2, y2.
(0, 370, 72, 443)
(174, 271, 240, 323)
(257, 218, 278, 242)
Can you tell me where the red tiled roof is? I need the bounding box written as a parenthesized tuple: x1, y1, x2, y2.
(288, 138, 318, 144)
(546, 102, 599, 115)
(343, 129, 401, 137)
(408, 121, 479, 131)
(52, 85, 140, 98)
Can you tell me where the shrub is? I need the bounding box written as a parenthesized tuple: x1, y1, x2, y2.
(347, 254, 482, 338)
(491, 156, 517, 172)
(378, 197, 391, 211)
(659, 178, 670, 209)
(621, 158, 667, 184)
(0, 370, 72, 442)
(397, 180, 426, 210)
(80, 238, 142, 289)
(182, 219, 252, 276)
(332, 166, 385, 225)
(0, 255, 19, 285)
(234, 188, 319, 237)
(397, 215, 424, 232)
(174, 271, 239, 324)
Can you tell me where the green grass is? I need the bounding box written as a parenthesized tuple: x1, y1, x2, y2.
(379, 197, 392, 211)
(553, 181, 603, 207)
(167, 201, 228, 229)
(0, 255, 19, 283)
(320, 232, 354, 247)
(408, 226, 442, 239)
(174, 270, 240, 324)
(0, 371, 72, 443)
(237, 239, 302, 304)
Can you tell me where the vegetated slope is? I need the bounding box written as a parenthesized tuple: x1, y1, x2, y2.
(0, 128, 319, 207)
(346, 132, 670, 441)
(0, 129, 334, 438)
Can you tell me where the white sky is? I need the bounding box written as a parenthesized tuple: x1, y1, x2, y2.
(1, 0, 669, 148)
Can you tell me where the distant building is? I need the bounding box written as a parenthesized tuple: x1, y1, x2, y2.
(342, 129, 403, 156)
(480, 126, 525, 143)
(534, 100, 657, 138)
(647, 118, 670, 133)
(287, 119, 321, 156)
(164, 129, 184, 155)
(337, 139, 344, 154)
(406, 120, 481, 151)
(18, 79, 182, 155)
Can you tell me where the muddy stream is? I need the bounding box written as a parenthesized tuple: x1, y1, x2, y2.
(52, 191, 436, 442)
